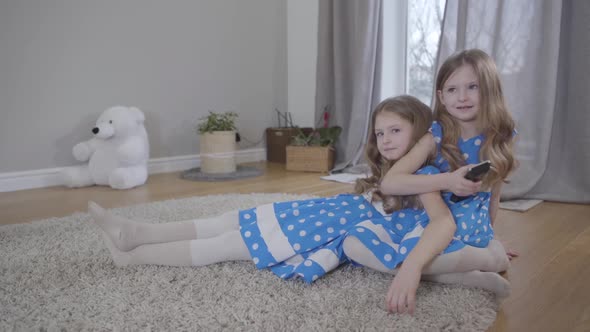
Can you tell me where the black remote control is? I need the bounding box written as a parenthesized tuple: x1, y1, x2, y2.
(450, 160, 491, 203)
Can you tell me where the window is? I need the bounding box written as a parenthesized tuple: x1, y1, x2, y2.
(406, 0, 446, 105)
(381, 0, 446, 106)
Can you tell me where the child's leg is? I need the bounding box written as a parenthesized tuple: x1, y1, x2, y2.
(422, 240, 509, 274)
(342, 237, 508, 274)
(89, 202, 239, 252)
(342, 236, 510, 295)
(99, 229, 250, 267)
(422, 271, 510, 297)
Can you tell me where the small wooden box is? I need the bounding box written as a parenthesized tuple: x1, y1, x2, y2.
(286, 145, 335, 173)
(266, 127, 313, 163)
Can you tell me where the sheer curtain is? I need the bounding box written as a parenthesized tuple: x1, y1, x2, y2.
(437, 0, 589, 203)
(315, 0, 382, 172)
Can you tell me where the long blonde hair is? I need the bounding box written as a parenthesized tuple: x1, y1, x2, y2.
(355, 95, 433, 213)
(434, 49, 517, 187)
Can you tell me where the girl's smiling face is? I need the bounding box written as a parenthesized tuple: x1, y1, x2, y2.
(375, 111, 414, 161)
(438, 64, 481, 124)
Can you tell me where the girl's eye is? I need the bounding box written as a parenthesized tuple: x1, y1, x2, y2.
(391, 128, 400, 133)
(375, 132, 383, 137)
(446, 87, 456, 93)
(469, 84, 479, 90)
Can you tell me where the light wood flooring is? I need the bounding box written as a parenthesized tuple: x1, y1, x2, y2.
(1, 162, 588, 332)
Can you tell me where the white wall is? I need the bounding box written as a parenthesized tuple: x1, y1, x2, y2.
(0, 0, 288, 173)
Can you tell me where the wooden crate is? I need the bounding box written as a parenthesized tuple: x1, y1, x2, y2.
(286, 145, 335, 173)
(266, 127, 313, 163)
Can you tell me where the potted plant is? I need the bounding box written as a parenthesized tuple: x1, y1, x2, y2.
(197, 111, 238, 174)
(286, 126, 342, 173)
(266, 109, 313, 163)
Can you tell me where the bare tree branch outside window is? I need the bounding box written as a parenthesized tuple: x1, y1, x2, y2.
(407, 0, 446, 106)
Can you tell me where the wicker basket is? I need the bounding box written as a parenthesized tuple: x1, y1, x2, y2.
(286, 145, 335, 173)
(266, 127, 313, 163)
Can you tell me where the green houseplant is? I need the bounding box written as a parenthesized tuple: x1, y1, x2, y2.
(197, 111, 238, 134)
(196, 111, 238, 174)
(286, 126, 342, 173)
(290, 126, 342, 147)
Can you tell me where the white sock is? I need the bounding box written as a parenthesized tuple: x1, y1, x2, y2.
(342, 235, 511, 296)
(191, 210, 240, 239)
(98, 228, 193, 267)
(88, 202, 239, 252)
(422, 240, 510, 274)
(89, 201, 197, 252)
(98, 228, 250, 267)
(188, 230, 251, 266)
(342, 236, 508, 274)
(422, 271, 511, 297)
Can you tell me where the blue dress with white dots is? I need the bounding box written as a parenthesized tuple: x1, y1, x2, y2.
(239, 194, 396, 283)
(345, 121, 497, 270)
(429, 121, 495, 248)
(344, 166, 468, 270)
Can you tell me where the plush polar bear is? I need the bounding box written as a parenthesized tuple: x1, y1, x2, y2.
(61, 106, 150, 189)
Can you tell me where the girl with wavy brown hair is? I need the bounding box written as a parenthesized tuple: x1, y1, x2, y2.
(382, 49, 517, 222)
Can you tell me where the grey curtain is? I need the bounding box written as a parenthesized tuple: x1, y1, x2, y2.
(437, 0, 589, 203)
(315, 0, 382, 172)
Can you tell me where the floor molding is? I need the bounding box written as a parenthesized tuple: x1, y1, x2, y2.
(0, 148, 266, 193)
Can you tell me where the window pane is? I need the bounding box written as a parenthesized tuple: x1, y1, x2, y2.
(407, 0, 446, 106)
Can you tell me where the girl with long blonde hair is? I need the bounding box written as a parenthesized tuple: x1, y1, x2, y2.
(382, 49, 517, 224)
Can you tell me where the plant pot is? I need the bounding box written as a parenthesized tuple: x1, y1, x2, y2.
(200, 131, 236, 174)
(286, 145, 335, 173)
(266, 127, 313, 163)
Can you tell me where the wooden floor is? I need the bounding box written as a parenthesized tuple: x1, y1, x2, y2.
(1, 162, 588, 332)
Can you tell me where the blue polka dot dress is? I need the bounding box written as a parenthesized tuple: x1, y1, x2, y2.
(345, 166, 467, 270)
(344, 121, 500, 270)
(429, 121, 494, 248)
(239, 194, 382, 283)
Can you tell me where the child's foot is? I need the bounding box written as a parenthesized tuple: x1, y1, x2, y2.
(88, 201, 140, 252)
(461, 270, 511, 297)
(423, 271, 511, 297)
(487, 240, 510, 272)
(98, 229, 132, 267)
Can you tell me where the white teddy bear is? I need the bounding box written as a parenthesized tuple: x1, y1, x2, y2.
(61, 106, 150, 189)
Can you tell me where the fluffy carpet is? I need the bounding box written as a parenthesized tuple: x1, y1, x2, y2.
(0, 193, 499, 331)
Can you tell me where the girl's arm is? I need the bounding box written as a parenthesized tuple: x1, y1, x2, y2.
(380, 134, 441, 195)
(380, 133, 481, 197)
(385, 191, 457, 314)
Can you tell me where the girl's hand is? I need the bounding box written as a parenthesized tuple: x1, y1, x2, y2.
(447, 165, 482, 196)
(386, 265, 421, 315)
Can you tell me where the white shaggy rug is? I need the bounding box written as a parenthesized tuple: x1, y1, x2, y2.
(0, 193, 499, 331)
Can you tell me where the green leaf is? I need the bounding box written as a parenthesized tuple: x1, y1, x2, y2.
(197, 111, 238, 134)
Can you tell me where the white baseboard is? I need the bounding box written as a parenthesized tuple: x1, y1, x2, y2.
(0, 148, 266, 193)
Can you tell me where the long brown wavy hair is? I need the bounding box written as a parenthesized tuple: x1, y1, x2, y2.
(434, 49, 517, 187)
(355, 95, 434, 213)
